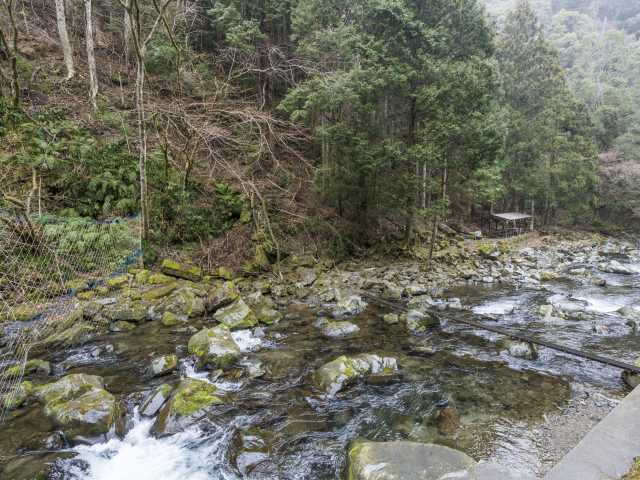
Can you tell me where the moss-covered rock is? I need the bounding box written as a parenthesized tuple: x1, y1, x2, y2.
(106, 274, 130, 289)
(147, 272, 175, 285)
(109, 320, 136, 332)
(7, 303, 40, 322)
(2, 359, 50, 379)
(165, 288, 206, 318)
(347, 441, 477, 480)
(403, 309, 439, 334)
(187, 326, 241, 369)
(65, 279, 89, 292)
(153, 378, 222, 435)
(142, 283, 178, 300)
(76, 290, 96, 301)
(2, 381, 34, 410)
(206, 281, 239, 312)
(215, 267, 234, 281)
(213, 299, 257, 329)
(38, 322, 95, 350)
(161, 311, 183, 327)
(315, 354, 397, 396)
(255, 304, 283, 325)
(104, 301, 148, 323)
(35, 374, 115, 437)
(161, 259, 202, 282)
(321, 321, 360, 338)
(146, 354, 178, 377)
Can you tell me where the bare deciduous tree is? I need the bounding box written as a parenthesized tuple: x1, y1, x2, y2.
(83, 0, 98, 112)
(55, 0, 74, 80)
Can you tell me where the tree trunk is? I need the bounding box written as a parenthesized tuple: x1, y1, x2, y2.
(0, 0, 20, 106)
(135, 57, 149, 240)
(55, 0, 75, 79)
(123, 7, 131, 66)
(84, 0, 98, 112)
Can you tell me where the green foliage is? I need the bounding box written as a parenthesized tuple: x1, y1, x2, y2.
(0, 101, 138, 218)
(281, 0, 502, 240)
(146, 36, 178, 77)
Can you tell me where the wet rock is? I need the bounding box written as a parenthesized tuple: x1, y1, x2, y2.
(2, 359, 50, 379)
(436, 404, 460, 435)
(382, 282, 403, 301)
(333, 294, 367, 317)
(140, 384, 173, 417)
(503, 340, 538, 360)
(539, 304, 554, 318)
(160, 311, 183, 327)
(160, 259, 202, 282)
(154, 378, 223, 436)
(215, 266, 234, 281)
(404, 309, 439, 334)
(214, 298, 258, 329)
(188, 325, 241, 369)
(619, 305, 640, 321)
(206, 281, 240, 312)
(109, 320, 136, 332)
(599, 260, 633, 275)
(347, 441, 477, 480)
(239, 358, 266, 378)
(622, 358, 640, 389)
(3, 381, 34, 409)
(314, 354, 397, 396)
(382, 313, 399, 325)
(35, 374, 116, 437)
(321, 321, 360, 338)
(539, 270, 558, 281)
(592, 277, 607, 287)
(146, 354, 178, 377)
(38, 321, 96, 350)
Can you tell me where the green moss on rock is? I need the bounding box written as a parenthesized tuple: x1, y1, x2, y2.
(161, 259, 202, 282)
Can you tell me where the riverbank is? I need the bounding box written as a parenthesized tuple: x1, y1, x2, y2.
(1, 229, 639, 479)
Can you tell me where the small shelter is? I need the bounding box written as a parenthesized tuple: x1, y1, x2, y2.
(481, 212, 533, 238)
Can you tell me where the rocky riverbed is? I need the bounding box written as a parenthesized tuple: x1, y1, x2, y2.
(1, 232, 639, 479)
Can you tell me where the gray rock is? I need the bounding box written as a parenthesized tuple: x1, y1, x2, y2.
(599, 260, 633, 275)
(140, 384, 173, 416)
(213, 299, 258, 329)
(347, 441, 477, 480)
(188, 325, 241, 369)
(146, 354, 178, 377)
(404, 309, 439, 334)
(333, 295, 367, 317)
(315, 354, 397, 396)
(321, 321, 360, 338)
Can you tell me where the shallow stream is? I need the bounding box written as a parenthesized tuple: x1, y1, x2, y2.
(2, 246, 640, 480)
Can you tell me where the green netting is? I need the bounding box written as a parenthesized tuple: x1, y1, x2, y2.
(0, 211, 141, 421)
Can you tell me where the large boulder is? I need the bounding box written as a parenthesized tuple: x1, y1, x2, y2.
(163, 287, 206, 319)
(104, 301, 148, 323)
(154, 378, 222, 435)
(188, 325, 241, 369)
(213, 299, 258, 329)
(35, 374, 116, 437)
(141, 283, 178, 301)
(161, 259, 203, 281)
(347, 441, 476, 480)
(315, 354, 397, 396)
(622, 358, 640, 389)
(206, 281, 240, 312)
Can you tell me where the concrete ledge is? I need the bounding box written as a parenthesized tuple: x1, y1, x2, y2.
(545, 386, 640, 480)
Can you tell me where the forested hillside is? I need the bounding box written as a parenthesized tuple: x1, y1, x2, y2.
(0, 0, 634, 268)
(483, 0, 640, 226)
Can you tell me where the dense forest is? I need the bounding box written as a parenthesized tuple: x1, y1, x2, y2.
(3, 2, 640, 479)
(0, 0, 637, 266)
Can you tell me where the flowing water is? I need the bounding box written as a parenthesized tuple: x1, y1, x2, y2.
(2, 248, 640, 480)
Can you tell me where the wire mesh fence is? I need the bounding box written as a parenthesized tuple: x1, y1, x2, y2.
(0, 210, 141, 421)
